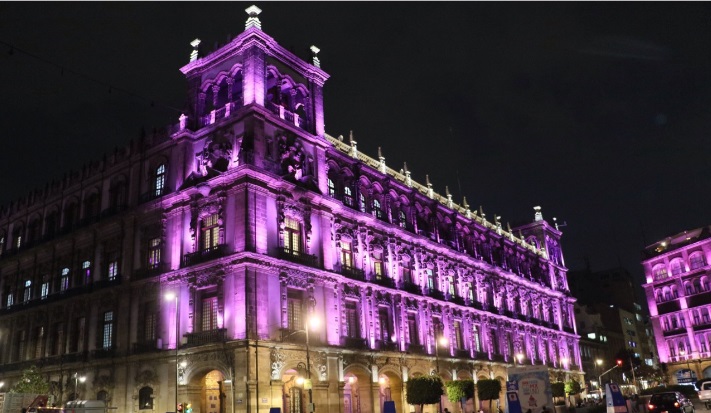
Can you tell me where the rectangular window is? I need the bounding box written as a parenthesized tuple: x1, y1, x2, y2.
(54, 322, 65, 355)
(23, 280, 32, 303)
(41, 281, 49, 299)
(82, 260, 91, 278)
(148, 238, 161, 269)
(401, 264, 413, 284)
(60, 267, 70, 291)
(327, 178, 336, 197)
(373, 251, 384, 278)
(73, 317, 86, 353)
(201, 214, 220, 251)
(426, 269, 437, 291)
(454, 321, 464, 350)
(144, 311, 156, 341)
(472, 325, 481, 352)
(378, 307, 391, 342)
(35, 326, 45, 359)
(6, 290, 13, 307)
(448, 277, 456, 298)
(341, 242, 353, 268)
(16, 330, 26, 361)
(155, 164, 166, 197)
(407, 312, 419, 345)
(345, 301, 360, 338)
(102, 311, 113, 349)
(284, 217, 301, 254)
(108, 261, 119, 280)
(287, 290, 303, 331)
(201, 296, 218, 331)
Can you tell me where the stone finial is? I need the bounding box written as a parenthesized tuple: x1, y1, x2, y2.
(310, 45, 321, 68)
(462, 197, 471, 219)
(534, 206, 543, 222)
(553, 217, 559, 230)
(348, 130, 358, 158)
(245, 5, 262, 30)
(445, 186, 453, 208)
(179, 113, 188, 130)
(189, 38, 201, 62)
(425, 175, 434, 198)
(377, 147, 386, 174)
(403, 163, 412, 187)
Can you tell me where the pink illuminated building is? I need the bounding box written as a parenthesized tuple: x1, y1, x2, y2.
(643, 227, 711, 384)
(0, 7, 581, 413)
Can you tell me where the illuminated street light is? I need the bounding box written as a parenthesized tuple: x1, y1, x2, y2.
(165, 291, 179, 413)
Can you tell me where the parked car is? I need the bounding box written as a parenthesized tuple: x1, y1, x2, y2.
(698, 380, 711, 409)
(648, 392, 695, 413)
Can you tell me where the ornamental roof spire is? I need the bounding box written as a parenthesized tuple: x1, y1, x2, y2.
(377, 147, 386, 173)
(534, 205, 543, 221)
(310, 45, 321, 68)
(245, 5, 262, 30)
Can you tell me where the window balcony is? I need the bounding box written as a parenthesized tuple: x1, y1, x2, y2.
(371, 276, 395, 288)
(663, 327, 687, 337)
(448, 295, 465, 306)
(182, 244, 229, 267)
(132, 263, 168, 281)
(132, 340, 161, 354)
(184, 328, 227, 348)
(338, 264, 365, 281)
(265, 101, 305, 130)
(139, 189, 165, 204)
(401, 281, 422, 295)
(454, 349, 470, 358)
(425, 289, 445, 300)
(406, 343, 426, 354)
(342, 336, 369, 350)
(90, 348, 116, 359)
(199, 99, 243, 128)
(277, 247, 319, 268)
(378, 340, 399, 352)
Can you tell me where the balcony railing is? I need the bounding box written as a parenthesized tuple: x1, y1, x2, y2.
(184, 328, 227, 348)
(277, 247, 319, 268)
(342, 337, 369, 350)
(132, 263, 169, 281)
(90, 348, 116, 359)
(182, 244, 229, 267)
(401, 281, 422, 295)
(407, 343, 426, 354)
(448, 295, 465, 306)
(265, 102, 305, 130)
(425, 289, 445, 300)
(132, 340, 161, 354)
(372, 276, 395, 288)
(339, 265, 365, 281)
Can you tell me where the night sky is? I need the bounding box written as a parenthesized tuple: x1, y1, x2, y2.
(2, 2, 711, 290)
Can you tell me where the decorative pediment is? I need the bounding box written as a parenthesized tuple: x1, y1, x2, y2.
(343, 283, 360, 298)
(279, 270, 312, 289)
(188, 267, 225, 288)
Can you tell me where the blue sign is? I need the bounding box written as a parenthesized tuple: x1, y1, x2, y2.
(383, 401, 396, 413)
(676, 369, 697, 384)
(606, 383, 628, 413)
(507, 389, 523, 413)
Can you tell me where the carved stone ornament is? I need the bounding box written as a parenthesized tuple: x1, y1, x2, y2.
(271, 347, 286, 380)
(313, 351, 328, 381)
(188, 268, 225, 288)
(343, 283, 360, 298)
(135, 368, 158, 385)
(279, 270, 312, 289)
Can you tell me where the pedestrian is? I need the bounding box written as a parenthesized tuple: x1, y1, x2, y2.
(444, 409, 451, 413)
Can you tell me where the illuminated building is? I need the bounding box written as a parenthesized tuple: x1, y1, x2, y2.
(643, 227, 711, 385)
(0, 7, 581, 413)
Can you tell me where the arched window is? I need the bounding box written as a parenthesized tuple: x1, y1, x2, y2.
(139, 387, 154, 410)
(398, 210, 407, 229)
(155, 164, 166, 197)
(690, 252, 707, 271)
(327, 178, 336, 197)
(653, 264, 668, 281)
(96, 390, 109, 402)
(372, 199, 382, 219)
(670, 259, 684, 276)
(343, 186, 353, 207)
(61, 267, 70, 291)
(358, 193, 367, 213)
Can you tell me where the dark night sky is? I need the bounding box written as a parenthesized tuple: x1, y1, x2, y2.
(2, 2, 711, 289)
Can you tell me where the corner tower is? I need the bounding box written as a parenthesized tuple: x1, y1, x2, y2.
(179, 5, 329, 138)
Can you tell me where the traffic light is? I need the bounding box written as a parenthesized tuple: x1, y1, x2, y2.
(616, 359, 623, 367)
(186, 403, 193, 413)
(177, 403, 183, 413)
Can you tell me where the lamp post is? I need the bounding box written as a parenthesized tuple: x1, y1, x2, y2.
(680, 349, 692, 384)
(596, 359, 603, 399)
(165, 291, 179, 413)
(517, 353, 524, 365)
(434, 336, 448, 413)
(223, 379, 234, 413)
(73, 372, 86, 400)
(599, 363, 620, 398)
(304, 313, 319, 413)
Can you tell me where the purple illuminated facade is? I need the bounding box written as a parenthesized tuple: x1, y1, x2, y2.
(0, 7, 581, 413)
(643, 227, 711, 383)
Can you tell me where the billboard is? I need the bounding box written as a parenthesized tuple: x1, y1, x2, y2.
(507, 366, 554, 413)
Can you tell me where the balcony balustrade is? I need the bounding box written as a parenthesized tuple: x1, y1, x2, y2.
(338, 265, 365, 281)
(182, 244, 229, 267)
(184, 328, 227, 348)
(277, 247, 319, 268)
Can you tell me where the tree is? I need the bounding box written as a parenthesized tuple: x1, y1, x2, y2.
(477, 379, 502, 413)
(10, 365, 50, 394)
(552, 382, 566, 405)
(565, 380, 582, 396)
(407, 376, 444, 412)
(445, 380, 475, 413)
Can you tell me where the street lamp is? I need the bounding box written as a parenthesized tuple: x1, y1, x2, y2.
(680, 349, 693, 384)
(165, 291, 179, 413)
(304, 313, 319, 413)
(434, 336, 449, 374)
(516, 353, 524, 365)
(223, 379, 234, 413)
(596, 359, 603, 399)
(73, 372, 86, 400)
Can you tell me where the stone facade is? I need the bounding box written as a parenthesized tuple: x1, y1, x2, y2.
(643, 226, 711, 384)
(0, 7, 581, 413)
